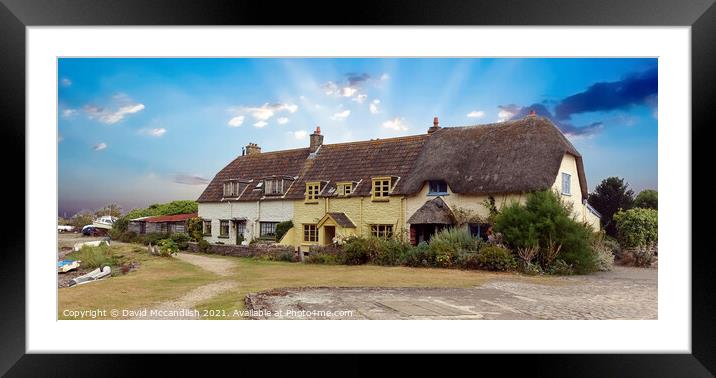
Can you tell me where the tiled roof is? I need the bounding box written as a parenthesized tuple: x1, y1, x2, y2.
(197, 148, 311, 202)
(326, 212, 356, 228)
(284, 135, 429, 199)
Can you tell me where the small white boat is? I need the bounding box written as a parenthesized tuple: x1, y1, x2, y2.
(69, 266, 111, 287)
(92, 215, 117, 230)
(73, 238, 110, 251)
(57, 260, 80, 273)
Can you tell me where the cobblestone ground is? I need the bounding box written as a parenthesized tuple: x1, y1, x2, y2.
(246, 266, 657, 320)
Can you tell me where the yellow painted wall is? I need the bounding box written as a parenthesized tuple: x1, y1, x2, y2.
(290, 195, 405, 251)
(551, 153, 601, 230)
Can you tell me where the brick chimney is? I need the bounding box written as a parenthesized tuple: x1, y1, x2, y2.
(310, 126, 324, 153)
(245, 142, 261, 155)
(527, 109, 537, 126)
(427, 116, 441, 134)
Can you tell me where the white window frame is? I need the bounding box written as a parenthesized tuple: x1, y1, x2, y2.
(561, 172, 572, 195)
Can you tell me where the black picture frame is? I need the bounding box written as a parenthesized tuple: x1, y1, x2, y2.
(1, 0, 714, 375)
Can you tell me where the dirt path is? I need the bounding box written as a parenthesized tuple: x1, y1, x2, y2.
(133, 253, 237, 319)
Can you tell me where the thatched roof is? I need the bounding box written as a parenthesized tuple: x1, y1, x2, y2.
(407, 197, 455, 224)
(401, 116, 588, 198)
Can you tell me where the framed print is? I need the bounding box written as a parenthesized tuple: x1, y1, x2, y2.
(1, 0, 715, 375)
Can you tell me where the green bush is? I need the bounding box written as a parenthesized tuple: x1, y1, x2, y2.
(156, 239, 179, 257)
(476, 245, 517, 271)
(634, 189, 658, 210)
(113, 217, 129, 233)
(547, 259, 575, 275)
(400, 242, 434, 267)
(592, 232, 615, 271)
(371, 238, 411, 266)
(306, 253, 338, 264)
(67, 244, 125, 269)
(276, 251, 296, 262)
(197, 239, 211, 253)
(119, 230, 138, 243)
(428, 228, 482, 268)
(186, 217, 204, 242)
(275, 221, 293, 242)
(340, 237, 373, 265)
(170, 233, 191, 250)
(455, 251, 482, 270)
(495, 190, 596, 274)
(138, 233, 169, 246)
(613, 208, 658, 249)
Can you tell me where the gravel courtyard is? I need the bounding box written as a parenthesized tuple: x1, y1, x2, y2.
(246, 266, 657, 320)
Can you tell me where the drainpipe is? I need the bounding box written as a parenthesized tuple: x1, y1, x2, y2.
(359, 197, 364, 237)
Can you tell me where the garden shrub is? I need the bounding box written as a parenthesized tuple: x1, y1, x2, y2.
(476, 245, 517, 271)
(156, 239, 179, 257)
(495, 190, 596, 274)
(372, 238, 411, 266)
(613, 208, 658, 249)
(455, 251, 482, 270)
(197, 239, 211, 253)
(275, 221, 293, 242)
(186, 217, 204, 242)
(306, 253, 338, 265)
(428, 228, 482, 268)
(592, 232, 615, 271)
(170, 232, 191, 250)
(67, 244, 125, 269)
(628, 244, 656, 267)
(341, 237, 372, 265)
(119, 230, 138, 243)
(400, 242, 434, 267)
(138, 233, 169, 246)
(547, 259, 575, 275)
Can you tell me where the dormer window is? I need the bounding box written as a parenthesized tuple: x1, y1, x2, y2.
(428, 180, 448, 195)
(336, 182, 353, 197)
(223, 180, 246, 197)
(305, 182, 321, 203)
(371, 177, 391, 201)
(264, 178, 287, 196)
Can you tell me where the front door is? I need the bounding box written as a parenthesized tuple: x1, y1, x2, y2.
(234, 221, 246, 245)
(323, 226, 336, 245)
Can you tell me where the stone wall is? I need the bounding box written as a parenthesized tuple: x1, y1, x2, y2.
(186, 241, 294, 258)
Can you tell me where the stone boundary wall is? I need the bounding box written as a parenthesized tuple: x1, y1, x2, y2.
(186, 241, 294, 258)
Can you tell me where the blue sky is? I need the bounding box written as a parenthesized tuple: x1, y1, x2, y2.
(58, 58, 657, 216)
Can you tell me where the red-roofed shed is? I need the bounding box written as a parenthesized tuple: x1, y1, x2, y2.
(128, 213, 198, 235)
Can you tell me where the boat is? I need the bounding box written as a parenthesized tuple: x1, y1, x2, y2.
(73, 238, 110, 251)
(69, 266, 112, 286)
(92, 215, 117, 230)
(57, 260, 80, 273)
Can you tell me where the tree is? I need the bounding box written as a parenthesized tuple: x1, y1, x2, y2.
(70, 211, 95, 229)
(588, 177, 634, 237)
(634, 189, 658, 210)
(95, 203, 122, 218)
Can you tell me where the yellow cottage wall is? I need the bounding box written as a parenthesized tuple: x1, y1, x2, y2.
(551, 153, 601, 230)
(290, 195, 405, 251)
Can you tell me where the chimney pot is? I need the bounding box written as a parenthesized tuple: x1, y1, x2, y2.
(428, 116, 441, 134)
(310, 126, 324, 153)
(528, 109, 537, 117)
(245, 142, 261, 155)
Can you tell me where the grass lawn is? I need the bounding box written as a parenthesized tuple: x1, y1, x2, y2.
(58, 243, 220, 319)
(194, 257, 559, 319)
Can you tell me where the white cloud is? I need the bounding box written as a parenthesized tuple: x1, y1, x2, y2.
(322, 81, 339, 95)
(228, 115, 245, 127)
(145, 128, 167, 137)
(83, 94, 145, 125)
(353, 94, 368, 104)
(93, 142, 107, 151)
(497, 105, 521, 122)
(62, 108, 77, 118)
(61, 78, 72, 87)
(331, 110, 351, 121)
(467, 110, 485, 119)
(380, 73, 390, 81)
(369, 99, 380, 114)
(340, 87, 358, 97)
(229, 102, 298, 126)
(293, 130, 308, 140)
(277, 117, 289, 125)
(382, 117, 408, 131)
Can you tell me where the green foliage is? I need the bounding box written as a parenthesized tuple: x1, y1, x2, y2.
(613, 208, 658, 249)
(340, 237, 374, 265)
(427, 228, 482, 267)
(547, 259, 575, 275)
(400, 242, 434, 267)
(306, 253, 338, 264)
(170, 233, 191, 250)
(495, 190, 596, 274)
(118, 231, 138, 243)
(475, 245, 517, 271)
(67, 244, 126, 269)
(186, 217, 204, 242)
(455, 251, 482, 270)
(592, 232, 615, 271)
(372, 238, 411, 266)
(197, 239, 211, 253)
(138, 232, 170, 246)
(113, 217, 129, 233)
(587, 177, 635, 236)
(70, 211, 95, 230)
(95, 203, 122, 218)
(634, 189, 658, 210)
(482, 195, 500, 223)
(123, 200, 198, 221)
(275, 221, 293, 242)
(156, 239, 179, 257)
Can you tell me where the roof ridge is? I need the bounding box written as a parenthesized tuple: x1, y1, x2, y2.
(322, 134, 428, 148)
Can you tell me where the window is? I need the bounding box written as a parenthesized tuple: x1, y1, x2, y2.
(371, 224, 394, 239)
(219, 220, 230, 238)
(260, 222, 278, 238)
(372, 177, 391, 201)
(303, 224, 318, 242)
(337, 182, 353, 196)
(223, 181, 245, 197)
(306, 182, 321, 202)
(264, 178, 284, 195)
(203, 220, 212, 236)
(561, 172, 571, 195)
(428, 180, 448, 195)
